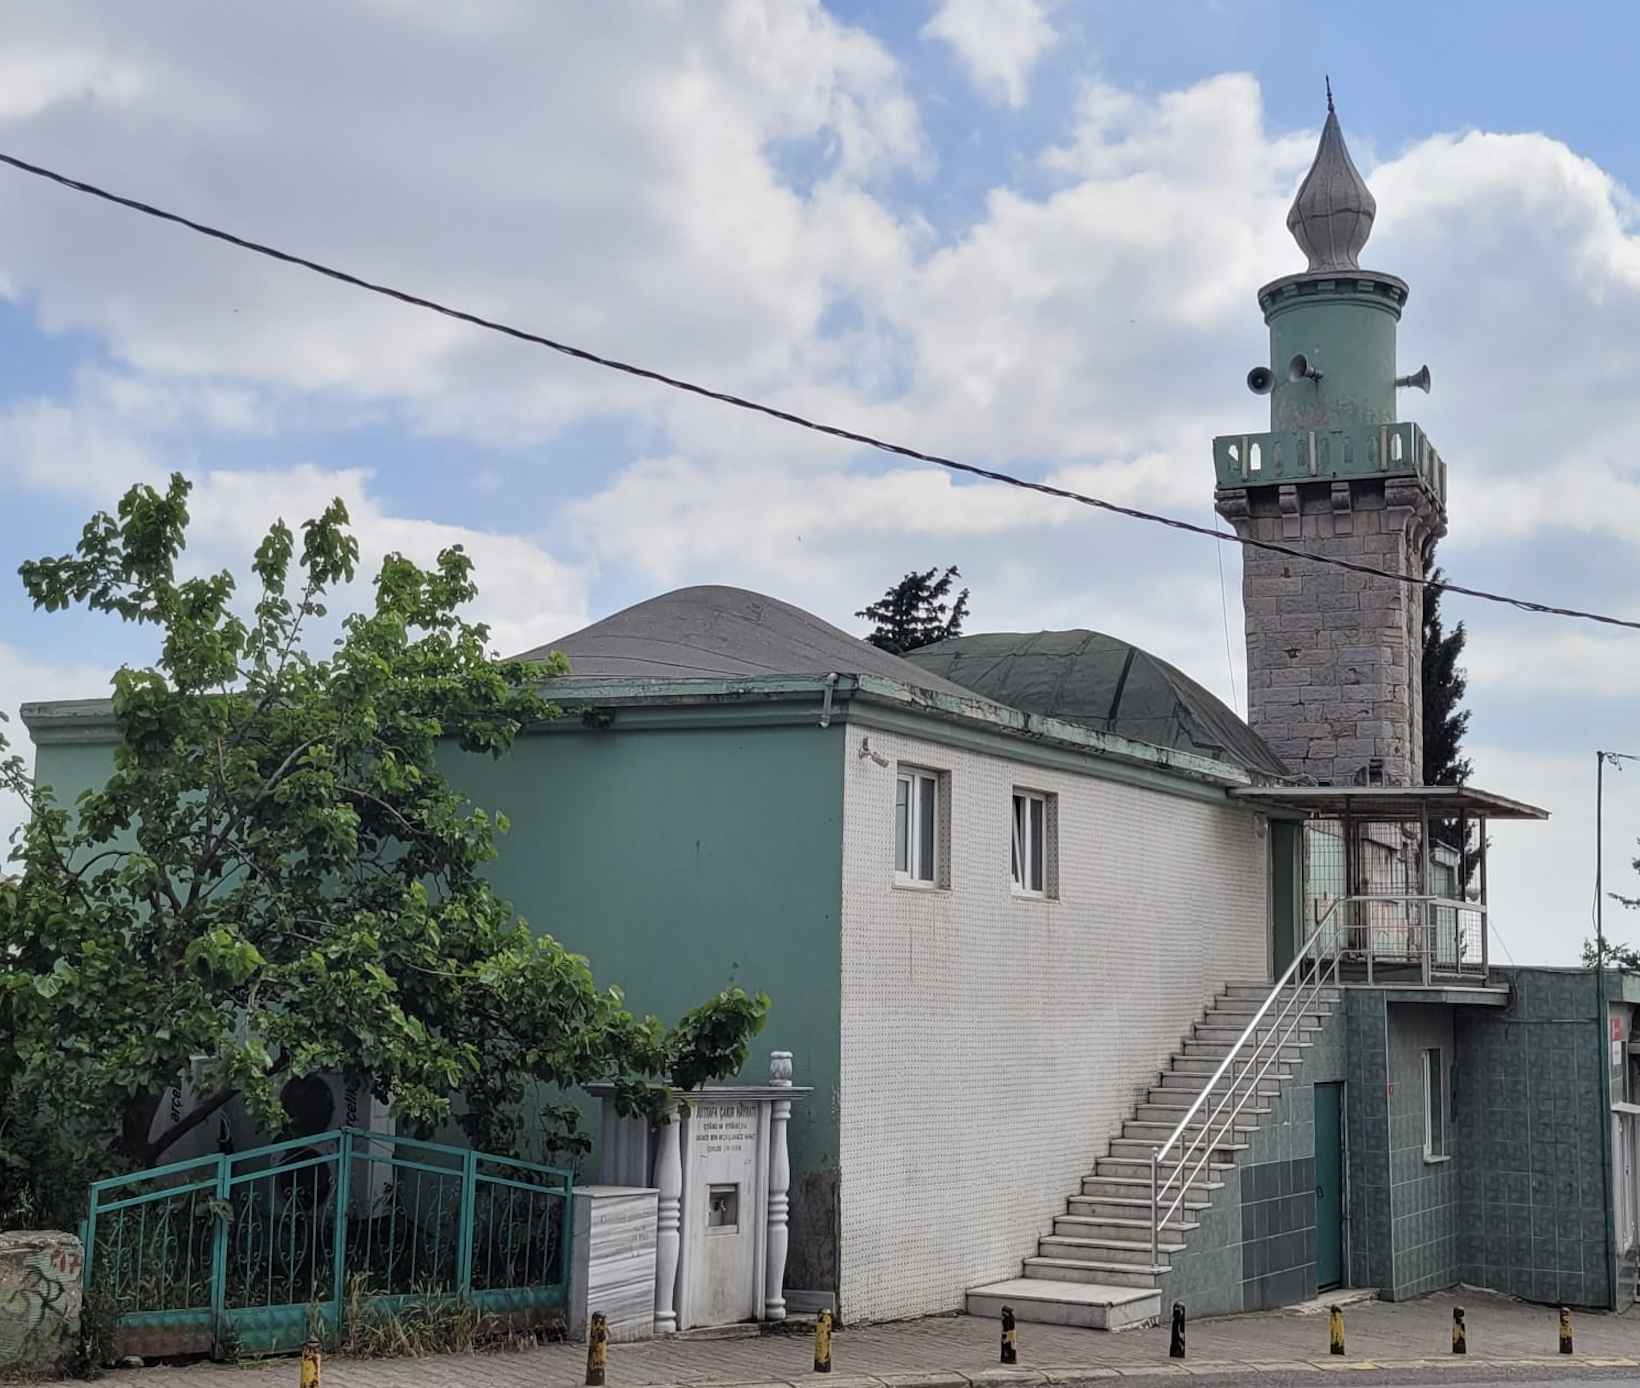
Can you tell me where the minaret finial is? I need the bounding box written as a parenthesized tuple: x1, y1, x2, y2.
(1286, 91, 1375, 273)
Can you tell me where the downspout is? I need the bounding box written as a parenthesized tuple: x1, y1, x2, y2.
(818, 672, 839, 729)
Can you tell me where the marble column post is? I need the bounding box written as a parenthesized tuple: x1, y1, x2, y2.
(653, 1103, 683, 1335)
(765, 1051, 793, 1321)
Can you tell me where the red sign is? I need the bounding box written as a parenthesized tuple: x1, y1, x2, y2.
(1615, 1017, 1624, 1042)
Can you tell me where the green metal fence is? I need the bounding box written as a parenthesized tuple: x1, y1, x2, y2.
(80, 1127, 573, 1358)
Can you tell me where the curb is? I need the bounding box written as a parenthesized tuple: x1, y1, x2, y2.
(692, 1359, 1640, 1388)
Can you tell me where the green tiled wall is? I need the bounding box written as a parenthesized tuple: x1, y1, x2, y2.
(1454, 969, 1613, 1308)
(1383, 1004, 1460, 1297)
(1343, 989, 1391, 1292)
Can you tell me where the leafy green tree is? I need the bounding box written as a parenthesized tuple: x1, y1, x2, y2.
(857, 565, 970, 656)
(1422, 566, 1473, 791)
(0, 475, 765, 1183)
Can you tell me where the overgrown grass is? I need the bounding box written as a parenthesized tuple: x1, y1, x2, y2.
(311, 1273, 549, 1358)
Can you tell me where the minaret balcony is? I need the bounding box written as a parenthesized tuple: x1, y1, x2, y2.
(1213, 420, 1446, 507)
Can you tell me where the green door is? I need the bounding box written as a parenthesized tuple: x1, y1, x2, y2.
(1314, 1082, 1344, 1289)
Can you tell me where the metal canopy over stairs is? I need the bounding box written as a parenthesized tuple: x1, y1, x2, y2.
(967, 979, 1339, 1331)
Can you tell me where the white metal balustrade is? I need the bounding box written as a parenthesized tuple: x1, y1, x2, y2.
(1147, 921, 1343, 1267)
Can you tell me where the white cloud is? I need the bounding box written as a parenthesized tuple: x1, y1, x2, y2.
(0, 1, 923, 442)
(1470, 744, 1640, 966)
(1464, 621, 1640, 699)
(0, 374, 588, 661)
(921, 0, 1055, 109)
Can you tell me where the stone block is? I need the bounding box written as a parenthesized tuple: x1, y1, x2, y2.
(1269, 667, 1312, 686)
(1337, 646, 1392, 666)
(1246, 576, 1305, 599)
(0, 1231, 82, 1375)
(570, 1187, 659, 1343)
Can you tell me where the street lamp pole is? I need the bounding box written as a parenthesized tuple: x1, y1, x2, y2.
(1596, 750, 1639, 1308)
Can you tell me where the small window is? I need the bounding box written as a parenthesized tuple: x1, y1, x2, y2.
(1423, 1047, 1447, 1159)
(895, 769, 940, 886)
(1011, 792, 1046, 896)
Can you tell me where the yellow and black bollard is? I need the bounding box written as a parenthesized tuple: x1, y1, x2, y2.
(586, 1310, 609, 1386)
(814, 1308, 833, 1374)
(299, 1338, 321, 1388)
(1169, 1302, 1186, 1359)
(1559, 1306, 1573, 1355)
(1328, 1305, 1345, 1356)
(1451, 1306, 1466, 1356)
(1000, 1306, 1018, 1365)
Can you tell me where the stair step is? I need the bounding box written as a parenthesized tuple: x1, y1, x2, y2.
(1039, 1235, 1183, 1266)
(1157, 1067, 1290, 1089)
(1133, 1102, 1271, 1126)
(1023, 1257, 1162, 1289)
(1220, 983, 1339, 1001)
(1068, 1194, 1210, 1218)
(1141, 1089, 1279, 1109)
(1209, 992, 1336, 1013)
(1193, 1022, 1320, 1045)
(1054, 1215, 1199, 1241)
(1108, 1137, 1248, 1160)
(1082, 1173, 1223, 1200)
(967, 1277, 1161, 1330)
(1091, 1157, 1231, 1182)
(1181, 1040, 1307, 1060)
(1122, 1118, 1263, 1141)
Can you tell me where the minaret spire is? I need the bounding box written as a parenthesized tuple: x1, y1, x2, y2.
(1286, 87, 1375, 273)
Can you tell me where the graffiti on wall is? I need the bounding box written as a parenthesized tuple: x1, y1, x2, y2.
(0, 1238, 84, 1369)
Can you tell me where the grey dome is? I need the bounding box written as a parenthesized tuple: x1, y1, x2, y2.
(512, 585, 976, 700)
(903, 629, 1289, 777)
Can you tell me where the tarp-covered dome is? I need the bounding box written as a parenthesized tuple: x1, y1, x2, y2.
(904, 630, 1289, 777)
(512, 585, 977, 700)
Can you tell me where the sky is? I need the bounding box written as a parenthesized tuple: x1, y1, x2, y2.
(0, 0, 1635, 964)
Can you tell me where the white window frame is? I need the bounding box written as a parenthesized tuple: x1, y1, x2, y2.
(1422, 1047, 1448, 1161)
(894, 768, 941, 887)
(1011, 790, 1048, 897)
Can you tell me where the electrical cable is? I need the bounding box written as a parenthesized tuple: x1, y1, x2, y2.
(1, 149, 1638, 635)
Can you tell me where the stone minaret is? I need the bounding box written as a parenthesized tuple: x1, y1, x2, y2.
(1214, 92, 1447, 787)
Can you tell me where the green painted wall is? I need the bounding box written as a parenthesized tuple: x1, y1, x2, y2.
(30, 741, 117, 813)
(1264, 279, 1403, 432)
(448, 720, 846, 1285)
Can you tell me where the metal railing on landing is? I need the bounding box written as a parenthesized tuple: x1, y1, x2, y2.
(80, 1127, 573, 1359)
(1148, 922, 1344, 1266)
(1311, 893, 1488, 984)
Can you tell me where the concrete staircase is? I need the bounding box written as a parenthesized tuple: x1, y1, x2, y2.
(966, 981, 1339, 1330)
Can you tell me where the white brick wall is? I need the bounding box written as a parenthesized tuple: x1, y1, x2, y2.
(836, 725, 1271, 1322)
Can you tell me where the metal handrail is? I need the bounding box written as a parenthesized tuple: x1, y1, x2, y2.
(1149, 917, 1343, 1265)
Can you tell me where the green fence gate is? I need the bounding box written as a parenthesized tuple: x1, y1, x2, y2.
(80, 1127, 573, 1358)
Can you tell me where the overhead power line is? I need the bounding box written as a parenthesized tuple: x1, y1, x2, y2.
(1, 149, 1636, 636)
